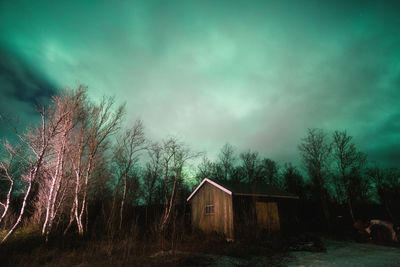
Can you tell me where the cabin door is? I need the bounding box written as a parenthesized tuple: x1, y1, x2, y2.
(255, 201, 280, 231)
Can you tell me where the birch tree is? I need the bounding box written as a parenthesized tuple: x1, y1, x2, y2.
(159, 138, 199, 233)
(144, 142, 163, 207)
(0, 141, 20, 225)
(142, 142, 163, 227)
(110, 120, 145, 231)
(40, 91, 83, 240)
(1, 106, 55, 243)
(64, 95, 124, 235)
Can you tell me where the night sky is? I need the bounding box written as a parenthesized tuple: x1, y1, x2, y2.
(0, 0, 399, 167)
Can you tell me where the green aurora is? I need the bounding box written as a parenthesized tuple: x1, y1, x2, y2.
(0, 0, 399, 167)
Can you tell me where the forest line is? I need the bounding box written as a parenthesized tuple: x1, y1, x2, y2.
(0, 86, 399, 243)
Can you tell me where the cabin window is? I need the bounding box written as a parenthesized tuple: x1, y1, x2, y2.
(205, 205, 214, 215)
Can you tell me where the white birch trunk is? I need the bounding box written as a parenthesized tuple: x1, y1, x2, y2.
(1, 110, 47, 243)
(0, 166, 14, 225)
(1, 173, 33, 243)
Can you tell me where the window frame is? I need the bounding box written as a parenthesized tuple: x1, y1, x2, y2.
(205, 204, 215, 215)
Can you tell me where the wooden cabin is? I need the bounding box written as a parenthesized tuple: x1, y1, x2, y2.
(187, 178, 299, 240)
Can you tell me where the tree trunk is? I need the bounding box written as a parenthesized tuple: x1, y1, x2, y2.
(119, 173, 127, 231)
(63, 200, 76, 236)
(347, 197, 355, 222)
(42, 142, 65, 237)
(0, 177, 13, 225)
(1, 175, 33, 243)
(160, 175, 177, 232)
(77, 159, 93, 235)
(2, 127, 47, 243)
(321, 193, 330, 229)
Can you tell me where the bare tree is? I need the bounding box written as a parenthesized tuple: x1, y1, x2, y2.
(41, 91, 83, 240)
(196, 156, 214, 180)
(63, 108, 88, 236)
(367, 166, 400, 220)
(0, 89, 89, 241)
(282, 163, 305, 197)
(240, 150, 260, 183)
(298, 128, 331, 227)
(0, 141, 20, 225)
(1, 106, 55, 243)
(159, 138, 199, 233)
(65, 95, 125, 235)
(110, 120, 145, 231)
(1, 87, 126, 241)
(142, 141, 163, 225)
(218, 143, 236, 181)
(159, 138, 180, 233)
(331, 130, 366, 222)
(261, 158, 279, 185)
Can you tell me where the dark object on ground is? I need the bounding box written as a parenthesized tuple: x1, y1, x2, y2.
(370, 224, 392, 243)
(354, 219, 399, 243)
(288, 234, 326, 252)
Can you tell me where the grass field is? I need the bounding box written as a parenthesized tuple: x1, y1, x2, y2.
(0, 227, 288, 266)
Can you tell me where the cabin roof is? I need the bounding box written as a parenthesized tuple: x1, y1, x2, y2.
(187, 178, 299, 201)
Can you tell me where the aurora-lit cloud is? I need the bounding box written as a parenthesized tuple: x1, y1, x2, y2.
(0, 45, 56, 141)
(0, 0, 399, 167)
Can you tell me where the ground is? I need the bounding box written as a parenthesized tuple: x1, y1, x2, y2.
(148, 238, 400, 267)
(1, 231, 400, 266)
(285, 239, 400, 267)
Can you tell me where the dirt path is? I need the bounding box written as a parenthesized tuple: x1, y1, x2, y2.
(285, 239, 400, 267)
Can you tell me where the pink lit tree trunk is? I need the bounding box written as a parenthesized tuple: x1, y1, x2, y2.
(41, 140, 67, 240)
(0, 141, 18, 225)
(1, 108, 50, 243)
(38, 89, 84, 240)
(64, 96, 124, 236)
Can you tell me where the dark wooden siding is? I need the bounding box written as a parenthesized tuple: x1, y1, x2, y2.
(256, 201, 280, 231)
(190, 182, 234, 239)
(233, 196, 281, 237)
(232, 196, 257, 237)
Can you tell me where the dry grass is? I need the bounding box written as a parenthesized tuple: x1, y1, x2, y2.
(0, 229, 287, 266)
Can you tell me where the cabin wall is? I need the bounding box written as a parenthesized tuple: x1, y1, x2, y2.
(277, 199, 300, 234)
(233, 196, 282, 237)
(256, 201, 280, 231)
(232, 196, 257, 237)
(191, 182, 234, 239)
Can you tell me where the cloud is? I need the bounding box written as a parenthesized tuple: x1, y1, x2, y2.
(0, 45, 57, 140)
(0, 0, 399, 168)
